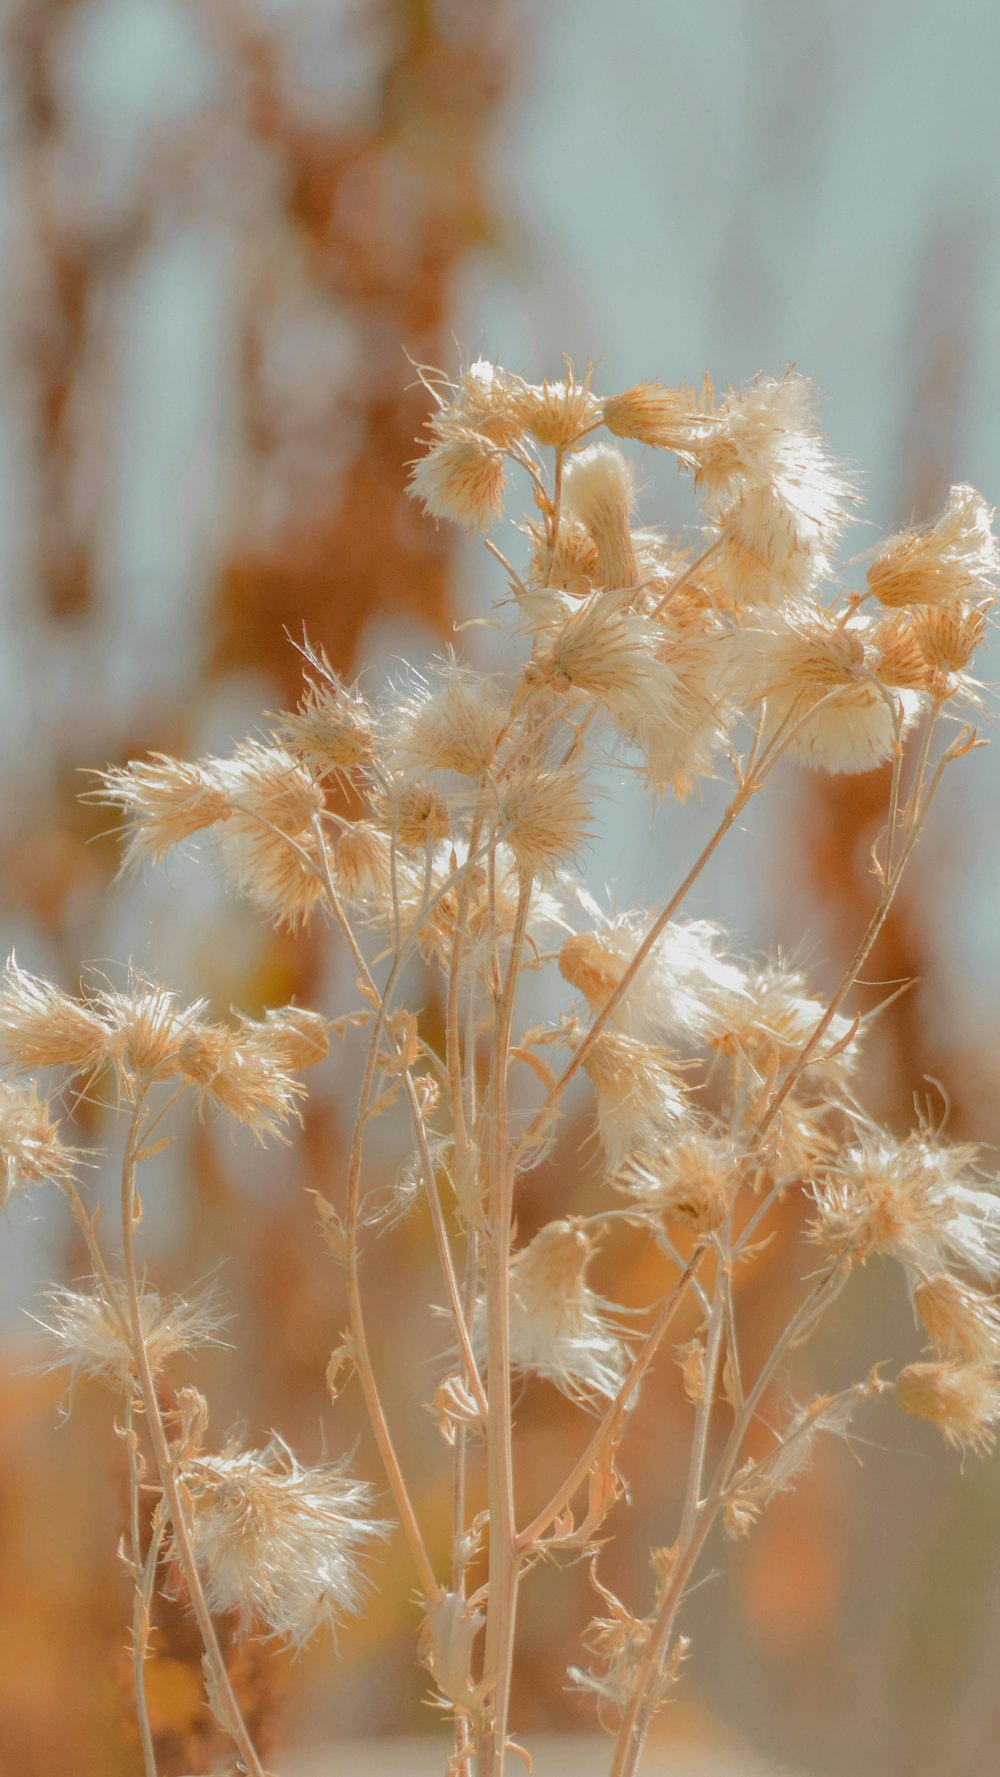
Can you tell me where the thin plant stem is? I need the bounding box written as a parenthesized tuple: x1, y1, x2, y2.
(118, 1105, 267, 1777)
(516, 1247, 705, 1552)
(123, 1392, 160, 1777)
(477, 875, 532, 1777)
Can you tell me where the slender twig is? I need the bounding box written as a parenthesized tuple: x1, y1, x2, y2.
(477, 875, 533, 1777)
(118, 1104, 267, 1777)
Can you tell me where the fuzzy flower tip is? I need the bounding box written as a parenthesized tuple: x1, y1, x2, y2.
(182, 1436, 388, 1648)
(0, 958, 110, 1074)
(36, 1280, 228, 1391)
(811, 1132, 1000, 1283)
(475, 1219, 630, 1406)
(895, 1361, 1000, 1455)
(0, 1079, 80, 1206)
(868, 484, 999, 610)
(408, 430, 507, 531)
(559, 915, 748, 1050)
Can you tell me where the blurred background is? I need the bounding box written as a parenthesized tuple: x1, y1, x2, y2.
(1, 1, 1000, 1773)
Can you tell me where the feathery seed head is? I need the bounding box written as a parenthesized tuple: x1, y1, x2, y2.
(811, 1132, 1000, 1281)
(868, 484, 999, 609)
(181, 1026, 305, 1143)
(93, 755, 231, 867)
(217, 742, 325, 837)
(726, 962, 860, 1090)
(783, 684, 921, 774)
(531, 592, 671, 746)
(408, 429, 507, 531)
(374, 779, 450, 849)
(182, 1435, 388, 1647)
(560, 916, 748, 1049)
(500, 767, 592, 877)
(98, 979, 200, 1083)
(621, 1132, 738, 1232)
(911, 602, 990, 677)
(431, 357, 526, 447)
(753, 611, 921, 774)
(275, 645, 376, 776)
(0, 960, 110, 1074)
(389, 664, 509, 777)
(602, 381, 717, 454)
(335, 822, 394, 902)
(582, 1031, 690, 1171)
(712, 478, 837, 607)
(894, 1360, 1000, 1454)
(39, 1279, 227, 1390)
(509, 362, 600, 449)
(525, 512, 600, 597)
(241, 1005, 330, 1071)
(563, 444, 639, 590)
(481, 1218, 630, 1405)
(692, 373, 845, 506)
(872, 614, 933, 690)
(0, 1080, 79, 1205)
(913, 1274, 1000, 1366)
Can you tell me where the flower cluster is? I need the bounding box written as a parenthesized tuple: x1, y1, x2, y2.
(14, 351, 999, 1770)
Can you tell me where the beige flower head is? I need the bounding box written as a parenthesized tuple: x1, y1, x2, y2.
(476, 1219, 630, 1406)
(182, 1435, 387, 1648)
(0, 959, 110, 1075)
(408, 429, 507, 531)
(510, 361, 600, 449)
(602, 380, 716, 454)
(868, 484, 999, 609)
(895, 1360, 1000, 1455)
(0, 1080, 80, 1207)
(811, 1131, 1000, 1282)
(563, 444, 639, 591)
(275, 640, 376, 777)
(38, 1279, 227, 1392)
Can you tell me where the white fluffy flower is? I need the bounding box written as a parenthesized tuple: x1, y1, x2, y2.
(560, 912, 748, 1050)
(475, 1220, 631, 1405)
(183, 1435, 388, 1648)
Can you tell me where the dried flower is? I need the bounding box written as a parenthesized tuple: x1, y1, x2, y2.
(476, 1219, 630, 1405)
(510, 362, 600, 449)
(582, 1030, 691, 1171)
(868, 484, 999, 609)
(335, 821, 395, 902)
(373, 778, 451, 849)
(98, 978, 202, 1084)
(93, 755, 231, 867)
(563, 444, 639, 590)
(408, 429, 507, 531)
(0, 959, 109, 1074)
(178, 1020, 306, 1144)
(913, 1273, 1000, 1366)
(811, 1132, 1000, 1281)
(500, 767, 592, 876)
(621, 1132, 739, 1232)
(559, 915, 748, 1049)
(37, 1279, 227, 1390)
(275, 642, 376, 776)
(530, 589, 665, 729)
(602, 380, 715, 454)
(388, 663, 509, 777)
(182, 1435, 387, 1647)
(895, 1361, 1000, 1454)
(0, 1080, 79, 1206)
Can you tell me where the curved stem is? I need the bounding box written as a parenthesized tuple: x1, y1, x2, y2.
(119, 1106, 266, 1777)
(124, 1392, 160, 1777)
